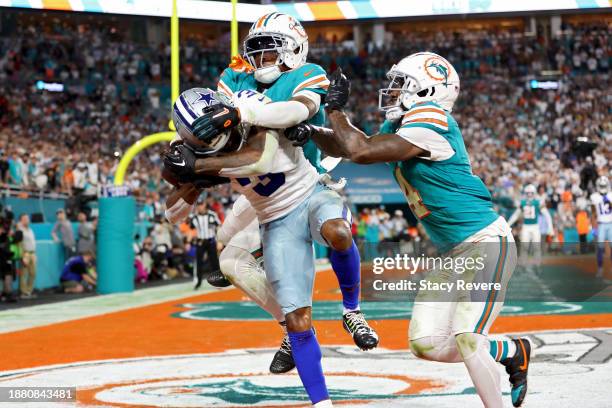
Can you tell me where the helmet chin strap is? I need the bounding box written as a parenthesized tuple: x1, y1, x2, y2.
(254, 65, 282, 84)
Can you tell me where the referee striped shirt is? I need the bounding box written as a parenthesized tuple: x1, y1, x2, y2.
(190, 210, 221, 240)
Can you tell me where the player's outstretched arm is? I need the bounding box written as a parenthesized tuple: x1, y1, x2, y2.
(326, 110, 428, 164)
(541, 206, 554, 235)
(163, 127, 279, 180)
(507, 208, 521, 227)
(294, 68, 429, 164)
(286, 113, 429, 164)
(198, 127, 279, 177)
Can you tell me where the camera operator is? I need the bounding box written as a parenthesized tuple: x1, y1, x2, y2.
(0, 211, 16, 302)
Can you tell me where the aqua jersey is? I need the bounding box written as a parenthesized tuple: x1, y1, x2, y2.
(520, 199, 541, 225)
(218, 62, 329, 173)
(387, 101, 499, 248)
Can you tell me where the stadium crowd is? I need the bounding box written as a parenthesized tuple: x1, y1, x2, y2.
(0, 16, 609, 300)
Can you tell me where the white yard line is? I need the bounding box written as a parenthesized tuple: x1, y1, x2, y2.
(0, 264, 333, 334)
(0, 282, 217, 334)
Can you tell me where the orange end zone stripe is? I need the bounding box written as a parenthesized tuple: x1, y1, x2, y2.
(307, 2, 345, 21)
(41, 0, 72, 10)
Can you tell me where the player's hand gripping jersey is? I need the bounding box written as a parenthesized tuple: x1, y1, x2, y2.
(383, 101, 501, 247)
(226, 90, 319, 223)
(218, 59, 329, 174)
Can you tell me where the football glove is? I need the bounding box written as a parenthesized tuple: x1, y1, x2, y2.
(192, 103, 240, 143)
(325, 68, 351, 111)
(284, 123, 315, 147)
(162, 144, 197, 184)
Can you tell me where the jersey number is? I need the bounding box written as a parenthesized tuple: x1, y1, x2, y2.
(394, 167, 430, 219)
(523, 205, 536, 219)
(237, 172, 285, 197)
(599, 202, 611, 216)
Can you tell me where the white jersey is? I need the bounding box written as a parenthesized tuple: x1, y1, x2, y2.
(591, 192, 612, 224)
(230, 134, 319, 224)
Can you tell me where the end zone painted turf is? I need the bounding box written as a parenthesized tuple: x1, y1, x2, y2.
(1, 268, 610, 407)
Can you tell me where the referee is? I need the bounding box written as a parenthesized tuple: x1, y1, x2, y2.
(190, 199, 225, 289)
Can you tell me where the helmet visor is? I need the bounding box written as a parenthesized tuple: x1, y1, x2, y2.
(244, 33, 284, 69)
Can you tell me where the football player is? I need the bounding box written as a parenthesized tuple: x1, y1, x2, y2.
(507, 184, 554, 272)
(590, 176, 612, 279)
(191, 13, 378, 372)
(165, 86, 363, 407)
(285, 54, 531, 408)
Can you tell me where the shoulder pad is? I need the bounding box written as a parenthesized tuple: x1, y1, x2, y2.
(399, 102, 449, 133)
(291, 63, 329, 95)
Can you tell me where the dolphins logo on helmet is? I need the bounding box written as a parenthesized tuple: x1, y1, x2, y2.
(379, 52, 460, 113)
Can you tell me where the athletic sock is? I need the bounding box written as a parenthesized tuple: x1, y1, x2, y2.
(459, 334, 503, 407)
(489, 339, 517, 362)
(597, 246, 604, 268)
(329, 241, 361, 311)
(288, 329, 329, 404)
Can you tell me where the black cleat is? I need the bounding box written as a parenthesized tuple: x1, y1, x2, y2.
(501, 338, 532, 407)
(269, 334, 295, 374)
(343, 310, 379, 350)
(206, 269, 232, 288)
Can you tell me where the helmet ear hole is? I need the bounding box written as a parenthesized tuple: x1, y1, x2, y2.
(417, 88, 429, 97)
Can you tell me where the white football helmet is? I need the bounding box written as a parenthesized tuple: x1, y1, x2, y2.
(379, 52, 460, 113)
(524, 184, 537, 198)
(172, 88, 244, 155)
(596, 176, 610, 194)
(243, 12, 308, 84)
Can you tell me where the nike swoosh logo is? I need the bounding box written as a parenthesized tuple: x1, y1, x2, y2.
(303, 68, 315, 77)
(174, 160, 186, 167)
(213, 107, 229, 119)
(518, 339, 528, 370)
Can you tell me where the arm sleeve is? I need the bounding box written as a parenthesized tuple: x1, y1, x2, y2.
(165, 198, 195, 224)
(219, 130, 279, 177)
(507, 208, 521, 227)
(236, 100, 310, 129)
(291, 64, 329, 97)
(395, 126, 454, 161)
(541, 206, 554, 234)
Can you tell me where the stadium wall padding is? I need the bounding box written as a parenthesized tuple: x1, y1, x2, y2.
(97, 197, 135, 294)
(33, 241, 65, 290)
(1, 197, 65, 223)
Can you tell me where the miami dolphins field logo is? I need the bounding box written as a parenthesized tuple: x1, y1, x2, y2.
(1, 330, 609, 407)
(171, 300, 595, 321)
